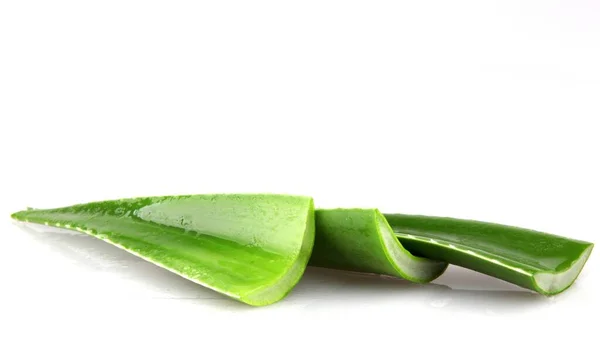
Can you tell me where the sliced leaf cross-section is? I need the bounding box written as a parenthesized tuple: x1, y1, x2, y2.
(310, 209, 448, 283)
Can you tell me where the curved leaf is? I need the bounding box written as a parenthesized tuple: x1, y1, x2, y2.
(310, 209, 447, 283)
(385, 214, 594, 295)
(11, 194, 315, 306)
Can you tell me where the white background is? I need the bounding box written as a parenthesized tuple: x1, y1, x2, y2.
(1, 1, 599, 359)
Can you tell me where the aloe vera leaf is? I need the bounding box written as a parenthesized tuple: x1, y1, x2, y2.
(309, 209, 448, 283)
(384, 214, 594, 295)
(11, 194, 315, 306)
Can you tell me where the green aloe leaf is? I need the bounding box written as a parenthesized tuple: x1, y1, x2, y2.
(385, 214, 594, 295)
(309, 209, 448, 283)
(11, 194, 315, 306)
(11, 198, 593, 304)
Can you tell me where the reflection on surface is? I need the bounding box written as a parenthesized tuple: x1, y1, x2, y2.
(16, 222, 558, 313)
(290, 267, 547, 314)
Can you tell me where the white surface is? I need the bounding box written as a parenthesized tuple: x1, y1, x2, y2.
(1, 1, 599, 359)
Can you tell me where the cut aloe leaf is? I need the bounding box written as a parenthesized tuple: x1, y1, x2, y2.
(11, 194, 315, 306)
(309, 209, 448, 283)
(385, 214, 594, 295)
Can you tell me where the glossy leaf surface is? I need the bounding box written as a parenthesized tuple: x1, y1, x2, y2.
(385, 214, 594, 295)
(11, 194, 315, 306)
